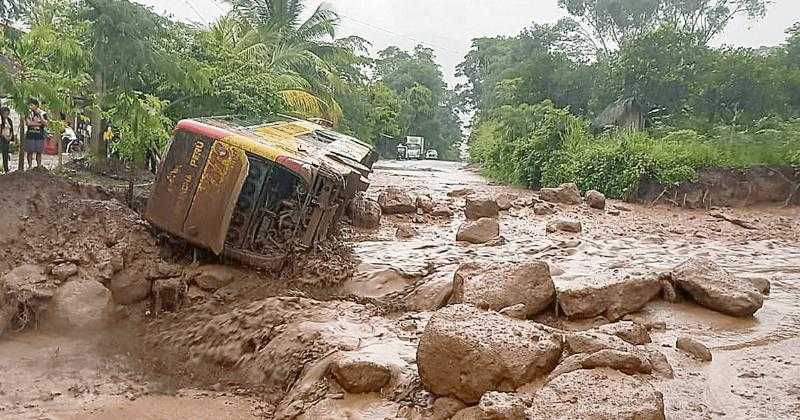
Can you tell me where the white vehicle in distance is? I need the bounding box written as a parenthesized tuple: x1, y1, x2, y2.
(425, 149, 439, 160)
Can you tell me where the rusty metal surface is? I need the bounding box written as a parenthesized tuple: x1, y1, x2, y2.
(182, 141, 249, 254)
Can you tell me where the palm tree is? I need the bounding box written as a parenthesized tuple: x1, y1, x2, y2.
(225, 0, 366, 125)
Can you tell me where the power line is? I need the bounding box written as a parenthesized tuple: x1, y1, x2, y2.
(182, 0, 209, 25)
(338, 14, 464, 58)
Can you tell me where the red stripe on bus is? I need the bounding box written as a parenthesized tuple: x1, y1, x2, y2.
(176, 120, 233, 140)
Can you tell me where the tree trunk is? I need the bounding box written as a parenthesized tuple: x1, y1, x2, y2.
(90, 69, 106, 162)
(17, 116, 24, 171)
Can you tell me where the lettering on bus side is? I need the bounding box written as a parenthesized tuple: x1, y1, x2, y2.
(190, 140, 205, 168)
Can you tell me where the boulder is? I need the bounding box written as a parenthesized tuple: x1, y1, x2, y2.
(671, 258, 763, 317)
(395, 225, 418, 239)
(330, 354, 392, 393)
(748, 277, 771, 295)
(416, 195, 435, 213)
(527, 368, 666, 420)
(580, 349, 652, 375)
(448, 188, 475, 198)
(49, 279, 112, 330)
(676, 337, 712, 362)
(465, 197, 500, 220)
(548, 348, 652, 379)
(585, 190, 606, 209)
(546, 219, 582, 233)
(533, 203, 556, 215)
(456, 218, 500, 244)
(377, 188, 416, 215)
(430, 397, 467, 420)
(596, 321, 652, 345)
(417, 304, 563, 404)
(498, 304, 528, 320)
(495, 193, 517, 211)
(404, 275, 453, 312)
(195, 265, 236, 291)
(452, 392, 525, 420)
(557, 275, 662, 321)
(432, 204, 454, 218)
(348, 194, 383, 228)
(644, 348, 674, 379)
(451, 261, 555, 318)
(109, 269, 152, 305)
(51, 263, 78, 281)
(539, 183, 582, 205)
(565, 330, 638, 355)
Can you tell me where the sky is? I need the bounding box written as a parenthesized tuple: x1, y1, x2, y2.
(138, 0, 800, 87)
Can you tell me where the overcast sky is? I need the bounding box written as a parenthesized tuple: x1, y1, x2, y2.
(138, 0, 800, 86)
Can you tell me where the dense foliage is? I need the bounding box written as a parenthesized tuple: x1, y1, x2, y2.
(0, 0, 462, 164)
(463, 2, 800, 198)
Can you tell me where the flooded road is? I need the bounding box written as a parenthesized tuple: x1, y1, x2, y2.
(358, 159, 800, 419)
(1, 159, 798, 419)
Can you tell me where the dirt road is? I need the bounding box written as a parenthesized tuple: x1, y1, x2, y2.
(0, 160, 798, 419)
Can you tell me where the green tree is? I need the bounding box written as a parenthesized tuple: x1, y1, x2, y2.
(558, 0, 769, 53)
(374, 45, 462, 159)
(226, 0, 368, 124)
(82, 0, 200, 160)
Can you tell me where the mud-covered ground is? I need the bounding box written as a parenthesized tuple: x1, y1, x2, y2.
(0, 160, 798, 419)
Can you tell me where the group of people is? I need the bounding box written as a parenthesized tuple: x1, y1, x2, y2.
(0, 98, 49, 173)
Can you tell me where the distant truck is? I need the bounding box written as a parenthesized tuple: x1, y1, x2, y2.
(396, 143, 407, 160)
(405, 136, 425, 160)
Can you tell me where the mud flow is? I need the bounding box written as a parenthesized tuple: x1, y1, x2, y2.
(1, 162, 799, 419)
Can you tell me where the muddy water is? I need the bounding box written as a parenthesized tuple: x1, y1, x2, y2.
(360, 159, 800, 419)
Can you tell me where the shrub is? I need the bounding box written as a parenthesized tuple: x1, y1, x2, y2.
(470, 101, 800, 199)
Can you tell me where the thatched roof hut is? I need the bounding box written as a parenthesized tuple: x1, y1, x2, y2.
(592, 97, 644, 131)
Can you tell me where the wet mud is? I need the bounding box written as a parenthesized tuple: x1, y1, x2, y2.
(0, 161, 799, 419)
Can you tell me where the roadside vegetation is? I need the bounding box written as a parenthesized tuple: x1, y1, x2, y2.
(462, 0, 800, 198)
(0, 0, 463, 164)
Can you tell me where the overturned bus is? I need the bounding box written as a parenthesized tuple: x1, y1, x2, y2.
(144, 117, 378, 270)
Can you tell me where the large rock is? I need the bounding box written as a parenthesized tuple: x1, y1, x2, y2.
(548, 348, 652, 379)
(671, 258, 763, 317)
(495, 193, 517, 211)
(527, 368, 666, 420)
(416, 194, 435, 213)
(348, 194, 382, 228)
(448, 188, 475, 198)
(404, 275, 453, 311)
(557, 275, 662, 321)
(546, 219, 582, 233)
(465, 197, 499, 220)
(417, 304, 563, 404)
(51, 263, 78, 281)
(451, 261, 555, 318)
(565, 330, 638, 355)
(456, 218, 500, 244)
(109, 268, 152, 305)
(596, 321, 652, 345)
(377, 188, 416, 215)
(195, 265, 236, 291)
(585, 190, 606, 209)
(330, 353, 392, 393)
(539, 183, 582, 205)
(533, 202, 557, 215)
(676, 337, 712, 362)
(453, 392, 526, 420)
(49, 279, 112, 330)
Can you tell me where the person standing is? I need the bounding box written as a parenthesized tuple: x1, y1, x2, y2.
(25, 98, 47, 169)
(0, 106, 15, 173)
